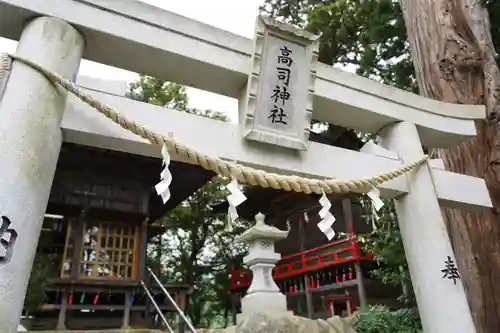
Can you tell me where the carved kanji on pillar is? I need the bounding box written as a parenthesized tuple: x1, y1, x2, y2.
(0, 215, 18, 263)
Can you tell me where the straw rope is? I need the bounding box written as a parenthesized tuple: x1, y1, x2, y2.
(0, 53, 429, 195)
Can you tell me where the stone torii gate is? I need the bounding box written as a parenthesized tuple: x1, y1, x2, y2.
(0, 1, 493, 333)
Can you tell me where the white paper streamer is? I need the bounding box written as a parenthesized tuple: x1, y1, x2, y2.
(367, 187, 384, 211)
(318, 191, 336, 240)
(370, 206, 380, 230)
(367, 187, 384, 230)
(304, 212, 309, 224)
(226, 178, 247, 231)
(155, 144, 172, 204)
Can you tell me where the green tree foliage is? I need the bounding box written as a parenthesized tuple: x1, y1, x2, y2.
(128, 77, 227, 121)
(24, 253, 58, 313)
(260, 0, 417, 91)
(358, 200, 415, 306)
(146, 178, 248, 328)
(129, 76, 189, 110)
(128, 77, 248, 328)
(259, 0, 322, 26)
(353, 305, 421, 333)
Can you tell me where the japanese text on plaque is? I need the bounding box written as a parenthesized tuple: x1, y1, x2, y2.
(268, 46, 293, 125)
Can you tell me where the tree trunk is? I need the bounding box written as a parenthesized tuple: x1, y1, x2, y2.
(400, 1, 500, 333)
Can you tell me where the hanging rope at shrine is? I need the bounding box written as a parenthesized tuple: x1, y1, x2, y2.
(0, 53, 430, 195)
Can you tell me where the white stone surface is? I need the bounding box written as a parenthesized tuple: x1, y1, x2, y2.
(60, 88, 492, 211)
(75, 75, 128, 96)
(236, 214, 290, 318)
(380, 122, 476, 333)
(431, 168, 491, 211)
(241, 16, 318, 150)
(0, 17, 84, 333)
(0, 0, 486, 148)
(241, 292, 289, 318)
(360, 140, 398, 159)
(0, 54, 11, 100)
(429, 158, 446, 170)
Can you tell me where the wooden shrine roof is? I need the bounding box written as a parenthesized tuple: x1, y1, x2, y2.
(47, 143, 215, 222)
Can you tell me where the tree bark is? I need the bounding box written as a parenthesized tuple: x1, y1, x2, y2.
(400, 1, 500, 333)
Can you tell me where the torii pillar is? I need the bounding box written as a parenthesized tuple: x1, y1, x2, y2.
(380, 122, 476, 333)
(0, 17, 84, 332)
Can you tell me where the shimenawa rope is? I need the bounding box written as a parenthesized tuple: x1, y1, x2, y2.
(0, 53, 429, 195)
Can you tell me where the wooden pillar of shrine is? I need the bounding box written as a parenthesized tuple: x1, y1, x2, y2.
(341, 198, 367, 309)
(178, 293, 187, 333)
(140, 219, 153, 328)
(230, 292, 237, 325)
(138, 219, 149, 281)
(71, 208, 86, 279)
(298, 214, 314, 318)
(55, 209, 86, 331)
(56, 290, 68, 330)
(122, 291, 132, 328)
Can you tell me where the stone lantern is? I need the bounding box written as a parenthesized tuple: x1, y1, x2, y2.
(236, 212, 291, 320)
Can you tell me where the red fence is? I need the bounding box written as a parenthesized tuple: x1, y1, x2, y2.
(229, 233, 373, 291)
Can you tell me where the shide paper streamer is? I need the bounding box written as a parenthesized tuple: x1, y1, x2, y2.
(367, 187, 384, 230)
(318, 191, 336, 240)
(226, 178, 247, 231)
(155, 144, 172, 204)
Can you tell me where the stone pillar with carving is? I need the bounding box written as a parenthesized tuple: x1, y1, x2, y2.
(236, 213, 291, 321)
(0, 17, 84, 333)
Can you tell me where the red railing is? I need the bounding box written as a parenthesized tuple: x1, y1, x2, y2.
(229, 233, 373, 291)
